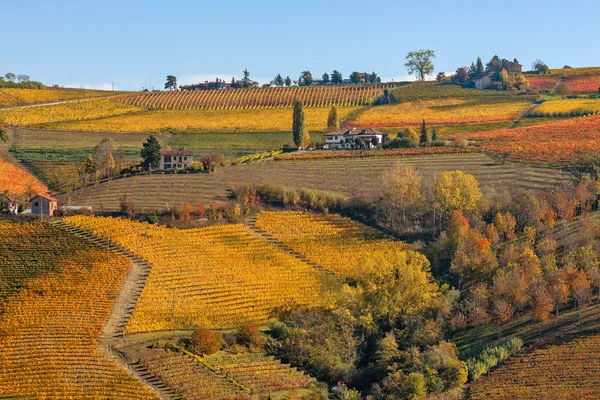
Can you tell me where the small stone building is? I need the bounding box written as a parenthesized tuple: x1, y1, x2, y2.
(30, 195, 58, 217)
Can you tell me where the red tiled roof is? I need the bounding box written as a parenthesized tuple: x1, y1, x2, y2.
(324, 127, 387, 136)
(160, 150, 193, 156)
(33, 194, 58, 202)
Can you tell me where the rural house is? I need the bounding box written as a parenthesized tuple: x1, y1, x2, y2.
(160, 149, 193, 170)
(324, 127, 389, 150)
(30, 194, 58, 217)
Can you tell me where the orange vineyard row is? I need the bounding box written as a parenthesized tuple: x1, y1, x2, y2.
(0, 222, 157, 399)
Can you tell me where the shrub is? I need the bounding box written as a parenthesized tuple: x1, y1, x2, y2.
(466, 337, 523, 381)
(190, 327, 221, 355)
(147, 214, 159, 224)
(282, 188, 299, 207)
(196, 201, 206, 218)
(236, 321, 265, 348)
(119, 195, 135, 218)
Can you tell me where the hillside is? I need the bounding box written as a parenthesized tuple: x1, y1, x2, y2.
(56, 153, 570, 213)
(0, 222, 157, 398)
(115, 83, 396, 109)
(0, 87, 117, 108)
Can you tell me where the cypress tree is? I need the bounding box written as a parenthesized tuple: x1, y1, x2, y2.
(431, 127, 438, 141)
(292, 99, 305, 148)
(327, 105, 339, 132)
(476, 57, 485, 77)
(419, 119, 429, 145)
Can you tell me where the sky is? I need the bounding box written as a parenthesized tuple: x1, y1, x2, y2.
(4, 0, 600, 91)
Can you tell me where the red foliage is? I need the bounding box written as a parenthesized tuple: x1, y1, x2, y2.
(455, 115, 600, 164)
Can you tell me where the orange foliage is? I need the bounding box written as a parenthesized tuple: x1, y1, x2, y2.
(457, 115, 600, 163)
(0, 158, 48, 199)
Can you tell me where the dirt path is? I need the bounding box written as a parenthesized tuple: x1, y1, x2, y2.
(52, 220, 176, 400)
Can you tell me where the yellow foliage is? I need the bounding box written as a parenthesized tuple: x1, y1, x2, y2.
(534, 98, 600, 115)
(0, 98, 139, 126)
(434, 170, 482, 213)
(63, 216, 335, 332)
(352, 98, 531, 126)
(1, 88, 109, 105)
(0, 223, 157, 398)
(43, 106, 361, 133)
(255, 211, 409, 279)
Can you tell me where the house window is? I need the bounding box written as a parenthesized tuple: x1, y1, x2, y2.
(184, 157, 187, 160)
(165, 164, 171, 169)
(34, 202, 39, 207)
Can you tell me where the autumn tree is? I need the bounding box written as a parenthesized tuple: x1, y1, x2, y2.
(292, 99, 306, 148)
(352, 249, 438, 326)
(434, 171, 482, 214)
(529, 284, 554, 324)
(405, 49, 436, 81)
(105, 152, 115, 179)
(191, 327, 220, 355)
(377, 164, 423, 231)
(327, 105, 339, 132)
(84, 154, 97, 184)
(555, 81, 572, 98)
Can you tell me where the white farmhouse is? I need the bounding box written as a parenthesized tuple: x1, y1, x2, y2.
(324, 127, 389, 150)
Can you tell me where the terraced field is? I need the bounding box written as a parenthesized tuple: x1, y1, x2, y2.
(0, 222, 157, 399)
(57, 153, 571, 212)
(63, 216, 336, 331)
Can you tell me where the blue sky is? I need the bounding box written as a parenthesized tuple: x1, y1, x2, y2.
(4, 0, 600, 90)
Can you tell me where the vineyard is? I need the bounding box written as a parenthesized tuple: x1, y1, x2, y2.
(459, 114, 600, 163)
(469, 335, 600, 399)
(63, 216, 337, 332)
(255, 211, 408, 278)
(39, 106, 360, 133)
(205, 353, 315, 393)
(136, 349, 316, 399)
(0, 222, 157, 399)
(530, 98, 600, 117)
(0, 156, 48, 199)
(0, 98, 140, 126)
(56, 153, 570, 213)
(139, 350, 245, 399)
(0, 88, 112, 108)
(348, 97, 533, 127)
(115, 83, 395, 110)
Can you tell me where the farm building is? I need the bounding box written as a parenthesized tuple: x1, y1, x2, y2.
(324, 127, 389, 150)
(160, 149, 193, 170)
(30, 194, 58, 217)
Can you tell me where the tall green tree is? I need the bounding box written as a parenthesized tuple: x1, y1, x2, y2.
(405, 49, 436, 81)
(164, 75, 177, 90)
(299, 71, 313, 86)
(285, 76, 292, 86)
(327, 105, 339, 132)
(331, 70, 343, 84)
(242, 69, 252, 87)
(273, 73, 284, 86)
(141, 135, 162, 169)
(292, 99, 306, 148)
(321, 72, 330, 84)
(419, 119, 429, 144)
(431, 127, 438, 141)
(476, 57, 485, 77)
